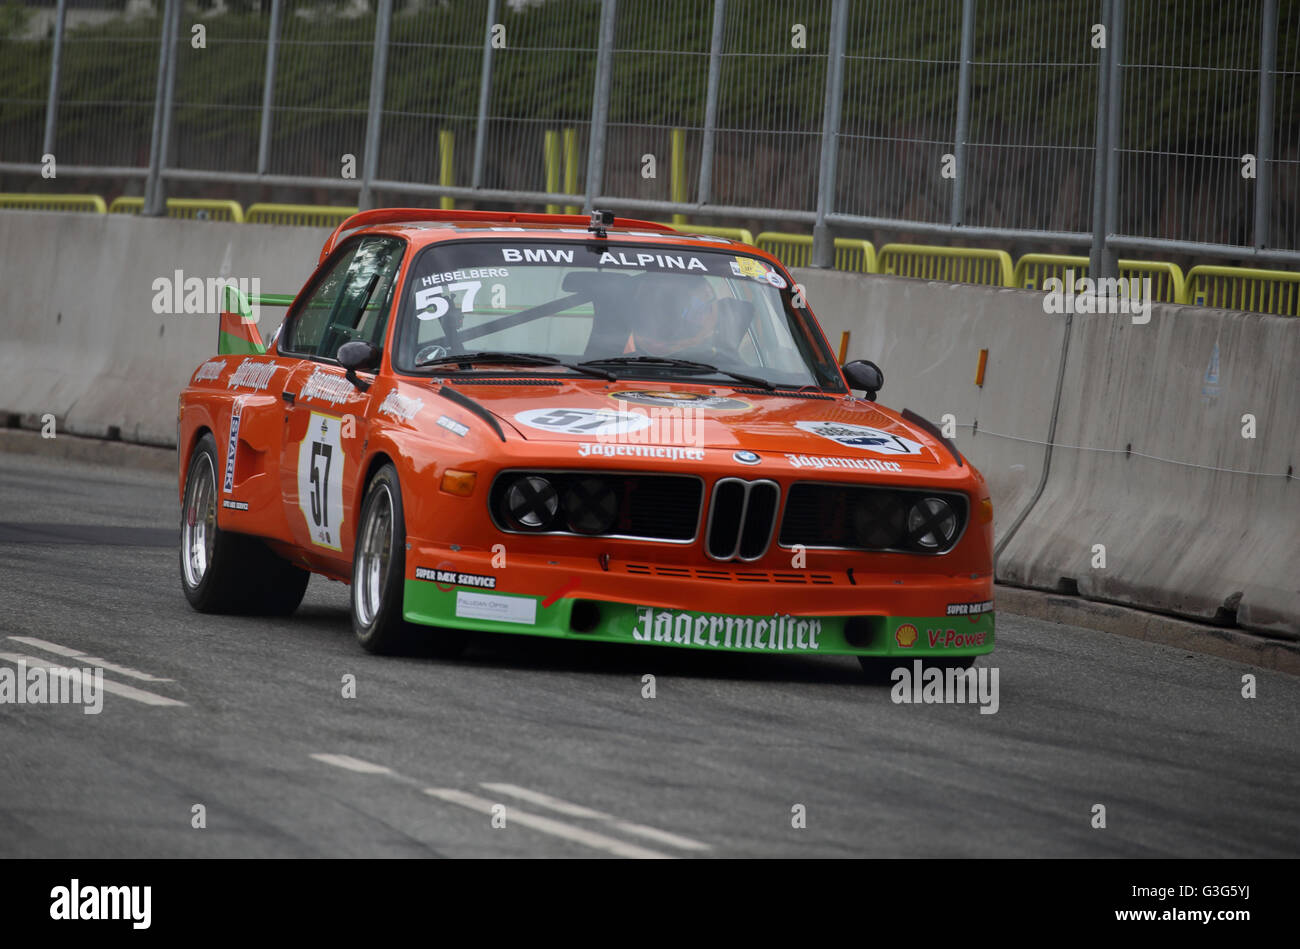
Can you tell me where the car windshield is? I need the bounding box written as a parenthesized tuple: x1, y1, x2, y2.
(393, 239, 844, 390)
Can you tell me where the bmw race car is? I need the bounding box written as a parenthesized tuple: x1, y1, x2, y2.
(178, 208, 994, 672)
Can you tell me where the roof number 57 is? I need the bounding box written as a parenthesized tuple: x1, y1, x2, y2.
(416, 280, 481, 320)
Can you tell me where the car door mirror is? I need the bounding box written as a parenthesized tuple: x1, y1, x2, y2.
(842, 359, 884, 400)
(337, 340, 380, 391)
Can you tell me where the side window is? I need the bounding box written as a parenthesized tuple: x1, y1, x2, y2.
(283, 236, 404, 359)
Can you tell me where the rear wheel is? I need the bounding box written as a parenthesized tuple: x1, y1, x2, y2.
(180, 432, 309, 615)
(351, 463, 468, 657)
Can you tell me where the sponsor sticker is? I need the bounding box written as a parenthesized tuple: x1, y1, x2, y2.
(226, 359, 280, 392)
(455, 590, 536, 625)
(515, 407, 653, 437)
(193, 359, 225, 383)
(895, 623, 918, 648)
(223, 399, 244, 494)
(785, 453, 903, 473)
(611, 390, 749, 411)
(631, 607, 823, 651)
(299, 367, 358, 406)
(577, 442, 704, 461)
(946, 600, 994, 617)
(927, 628, 989, 648)
(733, 256, 769, 278)
(416, 566, 497, 590)
(221, 499, 249, 511)
(378, 390, 424, 422)
(794, 420, 923, 456)
(436, 414, 469, 437)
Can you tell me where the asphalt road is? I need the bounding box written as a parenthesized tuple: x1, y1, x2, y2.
(1, 448, 1296, 858)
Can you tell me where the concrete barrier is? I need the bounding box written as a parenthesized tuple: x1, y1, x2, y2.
(994, 303, 1300, 639)
(0, 211, 328, 445)
(1, 213, 1295, 638)
(792, 268, 1068, 548)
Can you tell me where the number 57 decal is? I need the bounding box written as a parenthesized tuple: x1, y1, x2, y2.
(297, 412, 345, 551)
(415, 280, 480, 321)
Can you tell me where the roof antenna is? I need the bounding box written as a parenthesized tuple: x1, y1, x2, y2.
(588, 209, 614, 238)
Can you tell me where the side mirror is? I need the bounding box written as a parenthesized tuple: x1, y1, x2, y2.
(337, 340, 380, 391)
(842, 359, 884, 400)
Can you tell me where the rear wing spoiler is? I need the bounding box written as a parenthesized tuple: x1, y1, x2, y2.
(218, 286, 295, 356)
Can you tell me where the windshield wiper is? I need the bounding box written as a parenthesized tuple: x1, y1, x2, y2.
(413, 350, 615, 380)
(578, 355, 775, 390)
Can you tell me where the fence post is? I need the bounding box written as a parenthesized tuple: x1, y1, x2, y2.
(256, 0, 283, 176)
(1255, 0, 1278, 249)
(41, 0, 68, 160)
(143, 0, 181, 217)
(471, 0, 499, 191)
(1087, 0, 1112, 277)
(584, 0, 618, 212)
(1100, 0, 1124, 279)
(950, 0, 975, 227)
(359, 0, 394, 210)
(812, 0, 848, 268)
(696, 0, 726, 206)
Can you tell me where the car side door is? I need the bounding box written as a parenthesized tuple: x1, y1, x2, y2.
(276, 235, 406, 569)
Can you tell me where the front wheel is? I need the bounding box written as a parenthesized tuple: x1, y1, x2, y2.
(352, 463, 468, 658)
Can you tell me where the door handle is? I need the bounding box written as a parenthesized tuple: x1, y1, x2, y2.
(281, 391, 296, 404)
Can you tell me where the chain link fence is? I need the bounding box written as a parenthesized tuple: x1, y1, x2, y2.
(1, 0, 1298, 267)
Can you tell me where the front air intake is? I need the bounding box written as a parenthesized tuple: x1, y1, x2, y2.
(705, 478, 780, 561)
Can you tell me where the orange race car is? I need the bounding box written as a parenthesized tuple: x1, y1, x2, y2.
(177, 208, 994, 673)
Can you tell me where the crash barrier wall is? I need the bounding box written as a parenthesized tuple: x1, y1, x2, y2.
(993, 303, 1300, 639)
(0, 211, 327, 445)
(0, 212, 1293, 638)
(5, 197, 1300, 315)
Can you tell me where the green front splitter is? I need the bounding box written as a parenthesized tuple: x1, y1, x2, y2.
(404, 581, 994, 657)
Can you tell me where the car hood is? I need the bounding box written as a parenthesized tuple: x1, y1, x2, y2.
(428, 377, 948, 467)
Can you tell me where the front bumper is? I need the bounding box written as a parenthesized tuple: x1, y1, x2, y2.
(401, 547, 995, 658)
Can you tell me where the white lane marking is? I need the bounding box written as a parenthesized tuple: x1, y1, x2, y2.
(8, 636, 174, 682)
(424, 787, 671, 860)
(0, 652, 186, 707)
(311, 753, 395, 775)
(481, 782, 711, 852)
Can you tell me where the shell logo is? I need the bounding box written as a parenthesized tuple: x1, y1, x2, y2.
(895, 623, 918, 648)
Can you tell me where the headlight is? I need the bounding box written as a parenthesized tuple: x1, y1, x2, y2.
(851, 491, 907, 549)
(907, 497, 958, 550)
(503, 475, 559, 530)
(563, 477, 618, 534)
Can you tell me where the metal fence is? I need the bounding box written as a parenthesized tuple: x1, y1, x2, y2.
(2, 0, 1299, 269)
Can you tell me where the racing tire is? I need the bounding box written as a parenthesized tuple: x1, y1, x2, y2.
(180, 432, 310, 615)
(351, 463, 469, 658)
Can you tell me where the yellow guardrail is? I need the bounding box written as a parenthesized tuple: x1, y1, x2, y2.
(1185, 265, 1300, 316)
(663, 223, 756, 245)
(246, 203, 359, 227)
(879, 243, 1015, 287)
(0, 193, 106, 213)
(108, 197, 244, 222)
(755, 232, 878, 273)
(1014, 253, 1186, 303)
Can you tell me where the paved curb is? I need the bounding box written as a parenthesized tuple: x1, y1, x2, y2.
(0, 427, 176, 474)
(997, 585, 1300, 675)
